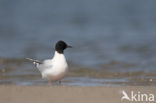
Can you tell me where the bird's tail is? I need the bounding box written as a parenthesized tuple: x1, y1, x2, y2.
(25, 58, 41, 67)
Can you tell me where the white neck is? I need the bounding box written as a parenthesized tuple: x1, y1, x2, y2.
(53, 51, 65, 60)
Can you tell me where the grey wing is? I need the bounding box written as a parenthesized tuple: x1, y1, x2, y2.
(37, 59, 53, 72)
(26, 58, 42, 64)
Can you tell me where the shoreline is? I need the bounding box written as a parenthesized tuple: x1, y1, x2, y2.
(0, 85, 156, 103)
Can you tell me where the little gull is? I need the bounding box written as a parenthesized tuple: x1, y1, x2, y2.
(26, 40, 72, 85)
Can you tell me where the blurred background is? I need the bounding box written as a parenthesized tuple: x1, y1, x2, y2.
(0, 0, 156, 86)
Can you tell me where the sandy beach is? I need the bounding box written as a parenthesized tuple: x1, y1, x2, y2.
(0, 85, 155, 103)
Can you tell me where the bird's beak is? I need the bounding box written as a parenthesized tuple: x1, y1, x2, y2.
(67, 45, 72, 48)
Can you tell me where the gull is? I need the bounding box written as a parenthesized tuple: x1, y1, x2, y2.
(26, 40, 72, 85)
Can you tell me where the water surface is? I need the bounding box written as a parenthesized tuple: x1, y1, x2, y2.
(0, 0, 156, 86)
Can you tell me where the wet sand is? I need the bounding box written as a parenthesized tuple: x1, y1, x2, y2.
(0, 85, 155, 103)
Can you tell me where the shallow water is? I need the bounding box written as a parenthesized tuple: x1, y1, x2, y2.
(0, 58, 156, 86)
(0, 0, 156, 86)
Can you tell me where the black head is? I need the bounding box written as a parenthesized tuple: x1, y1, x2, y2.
(55, 40, 72, 54)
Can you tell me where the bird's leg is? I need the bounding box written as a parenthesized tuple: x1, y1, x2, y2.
(48, 80, 51, 85)
(58, 80, 61, 84)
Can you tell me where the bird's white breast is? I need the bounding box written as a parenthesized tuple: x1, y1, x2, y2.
(41, 51, 68, 81)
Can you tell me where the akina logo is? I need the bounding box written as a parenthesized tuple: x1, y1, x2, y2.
(121, 90, 154, 102)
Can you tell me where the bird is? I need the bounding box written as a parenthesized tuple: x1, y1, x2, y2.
(26, 40, 72, 85)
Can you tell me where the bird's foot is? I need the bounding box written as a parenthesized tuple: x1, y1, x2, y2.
(55, 81, 62, 86)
